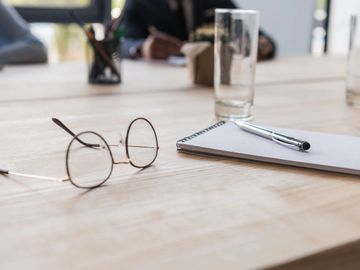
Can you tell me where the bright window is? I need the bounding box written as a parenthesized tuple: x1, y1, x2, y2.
(5, 0, 91, 8)
(4, 0, 125, 62)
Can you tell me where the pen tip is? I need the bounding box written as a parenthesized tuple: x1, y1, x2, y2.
(302, 142, 311, 151)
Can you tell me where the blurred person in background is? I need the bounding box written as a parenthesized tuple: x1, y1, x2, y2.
(0, 0, 47, 65)
(120, 0, 276, 61)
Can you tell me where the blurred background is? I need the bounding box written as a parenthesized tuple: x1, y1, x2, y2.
(5, 0, 359, 62)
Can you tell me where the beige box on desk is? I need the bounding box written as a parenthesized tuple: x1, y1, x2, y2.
(182, 42, 214, 86)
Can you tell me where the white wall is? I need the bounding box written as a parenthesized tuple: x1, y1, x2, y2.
(328, 0, 360, 54)
(234, 0, 316, 57)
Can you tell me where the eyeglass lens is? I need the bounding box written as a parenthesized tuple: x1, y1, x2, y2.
(126, 118, 159, 168)
(66, 132, 113, 188)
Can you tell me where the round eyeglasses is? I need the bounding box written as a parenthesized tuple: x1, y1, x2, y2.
(0, 118, 159, 189)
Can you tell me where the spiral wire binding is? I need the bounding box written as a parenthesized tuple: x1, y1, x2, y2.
(176, 121, 226, 149)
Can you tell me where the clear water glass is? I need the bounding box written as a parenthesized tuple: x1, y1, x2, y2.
(347, 14, 360, 107)
(214, 9, 260, 120)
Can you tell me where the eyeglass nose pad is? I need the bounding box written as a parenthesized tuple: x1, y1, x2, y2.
(119, 133, 125, 146)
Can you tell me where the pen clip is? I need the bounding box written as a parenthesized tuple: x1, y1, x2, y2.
(271, 134, 311, 151)
(271, 134, 301, 151)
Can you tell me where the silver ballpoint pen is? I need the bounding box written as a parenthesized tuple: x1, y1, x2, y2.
(235, 121, 311, 151)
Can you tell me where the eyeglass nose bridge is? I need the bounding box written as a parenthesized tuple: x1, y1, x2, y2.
(113, 157, 131, 165)
(115, 133, 130, 165)
(106, 133, 128, 165)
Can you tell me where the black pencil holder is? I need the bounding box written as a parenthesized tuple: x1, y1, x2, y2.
(87, 39, 122, 84)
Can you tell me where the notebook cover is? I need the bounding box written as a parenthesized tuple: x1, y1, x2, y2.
(177, 121, 360, 176)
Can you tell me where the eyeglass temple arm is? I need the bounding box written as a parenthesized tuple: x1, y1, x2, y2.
(127, 145, 159, 149)
(52, 118, 100, 147)
(0, 168, 69, 182)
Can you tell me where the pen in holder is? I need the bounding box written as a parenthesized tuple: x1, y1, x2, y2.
(69, 10, 123, 85)
(87, 38, 122, 84)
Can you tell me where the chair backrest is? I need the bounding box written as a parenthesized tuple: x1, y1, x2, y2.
(234, 0, 316, 57)
(15, 0, 111, 25)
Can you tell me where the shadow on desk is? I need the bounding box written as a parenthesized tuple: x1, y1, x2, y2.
(268, 238, 360, 270)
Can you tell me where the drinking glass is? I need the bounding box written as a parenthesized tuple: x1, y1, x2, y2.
(214, 9, 260, 120)
(347, 14, 360, 107)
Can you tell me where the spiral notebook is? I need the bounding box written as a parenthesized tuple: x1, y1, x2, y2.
(176, 121, 360, 176)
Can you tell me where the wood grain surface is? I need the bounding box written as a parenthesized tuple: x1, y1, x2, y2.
(0, 56, 359, 270)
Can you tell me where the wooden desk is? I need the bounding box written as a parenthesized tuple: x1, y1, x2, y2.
(0, 56, 359, 270)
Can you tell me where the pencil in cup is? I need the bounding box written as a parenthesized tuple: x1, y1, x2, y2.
(68, 10, 122, 84)
(87, 37, 122, 85)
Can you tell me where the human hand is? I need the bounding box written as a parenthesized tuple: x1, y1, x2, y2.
(258, 35, 276, 61)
